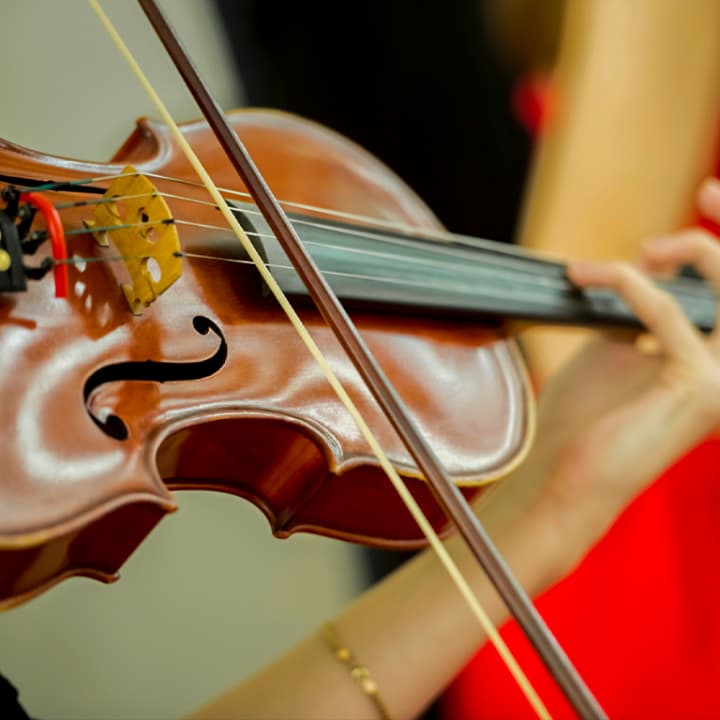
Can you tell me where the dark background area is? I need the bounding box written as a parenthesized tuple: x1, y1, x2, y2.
(214, 0, 534, 242)
(214, 3, 538, 713)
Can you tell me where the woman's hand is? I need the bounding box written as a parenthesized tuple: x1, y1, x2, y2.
(506, 178, 720, 580)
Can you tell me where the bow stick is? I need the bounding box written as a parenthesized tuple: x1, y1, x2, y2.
(91, 1, 607, 717)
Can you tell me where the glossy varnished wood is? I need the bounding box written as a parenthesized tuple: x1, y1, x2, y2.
(0, 110, 531, 607)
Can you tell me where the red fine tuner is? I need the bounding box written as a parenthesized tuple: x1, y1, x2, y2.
(19, 191, 68, 298)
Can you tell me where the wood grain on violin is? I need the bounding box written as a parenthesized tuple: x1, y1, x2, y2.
(0, 111, 533, 609)
(2, 109, 716, 610)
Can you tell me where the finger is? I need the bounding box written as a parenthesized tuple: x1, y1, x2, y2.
(567, 260, 706, 365)
(640, 252, 681, 279)
(697, 177, 720, 225)
(644, 231, 720, 351)
(638, 247, 677, 278)
(642, 230, 720, 292)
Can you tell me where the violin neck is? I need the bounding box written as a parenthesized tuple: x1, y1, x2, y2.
(240, 205, 716, 332)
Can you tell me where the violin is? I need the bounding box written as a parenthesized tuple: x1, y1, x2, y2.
(0, 108, 514, 607)
(2, 5, 717, 717)
(1, 106, 715, 607)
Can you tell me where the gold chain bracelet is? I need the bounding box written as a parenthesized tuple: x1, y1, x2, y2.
(321, 622, 392, 720)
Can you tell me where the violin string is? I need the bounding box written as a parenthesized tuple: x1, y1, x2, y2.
(54, 249, 591, 311)
(63, 207, 566, 290)
(20, 172, 714, 305)
(31, 168, 555, 263)
(22, 169, 450, 240)
(89, 2, 552, 717)
(57, 208, 715, 315)
(48, 181, 713, 304)
(53, 179, 497, 256)
(54, 245, 715, 330)
(57, 253, 137, 266)
(54, 192, 158, 209)
(18, 172, 141, 194)
(66, 217, 591, 304)
(63, 217, 234, 238)
(60, 190, 522, 274)
(57, 245, 561, 305)
(64, 219, 175, 236)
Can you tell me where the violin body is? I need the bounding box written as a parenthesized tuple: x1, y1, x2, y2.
(0, 110, 532, 608)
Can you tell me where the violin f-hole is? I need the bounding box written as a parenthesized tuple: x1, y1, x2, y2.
(83, 315, 228, 440)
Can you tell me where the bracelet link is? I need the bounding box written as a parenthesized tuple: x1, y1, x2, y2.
(322, 622, 392, 720)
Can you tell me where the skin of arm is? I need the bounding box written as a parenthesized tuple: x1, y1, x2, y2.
(190, 4, 720, 712)
(190, 181, 720, 720)
(517, 0, 720, 381)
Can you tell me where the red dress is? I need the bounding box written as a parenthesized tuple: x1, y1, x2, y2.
(441, 439, 720, 719)
(441, 82, 720, 719)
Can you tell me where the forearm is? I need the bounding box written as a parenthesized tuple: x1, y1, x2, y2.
(188, 472, 566, 720)
(186, 304, 720, 720)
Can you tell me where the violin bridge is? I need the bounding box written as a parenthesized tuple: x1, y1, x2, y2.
(84, 166, 182, 314)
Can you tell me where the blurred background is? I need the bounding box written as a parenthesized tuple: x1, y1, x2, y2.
(0, 2, 365, 718)
(3, 1, 720, 719)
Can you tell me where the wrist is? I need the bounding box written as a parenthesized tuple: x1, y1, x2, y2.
(472, 473, 575, 599)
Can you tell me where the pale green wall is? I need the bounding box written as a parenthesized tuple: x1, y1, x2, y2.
(0, 2, 364, 717)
